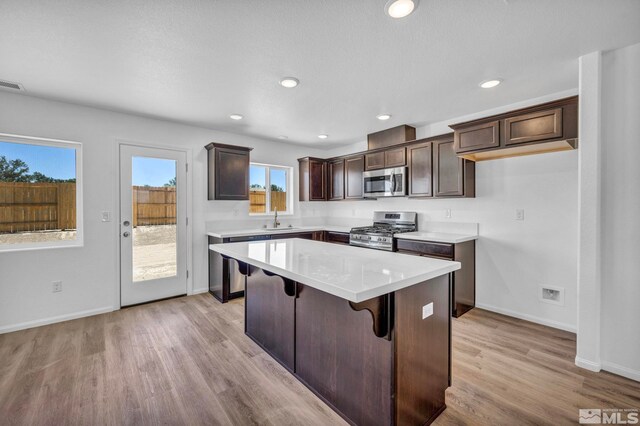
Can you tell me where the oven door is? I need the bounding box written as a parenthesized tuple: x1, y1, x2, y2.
(363, 167, 406, 197)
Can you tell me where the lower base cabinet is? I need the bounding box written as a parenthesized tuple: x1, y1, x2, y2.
(243, 265, 451, 426)
(245, 266, 295, 370)
(209, 231, 324, 303)
(396, 239, 476, 317)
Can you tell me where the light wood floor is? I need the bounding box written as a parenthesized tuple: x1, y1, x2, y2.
(0, 294, 638, 425)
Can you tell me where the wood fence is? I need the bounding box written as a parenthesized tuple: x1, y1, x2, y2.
(132, 186, 176, 226)
(0, 182, 76, 233)
(249, 190, 287, 214)
(0, 184, 288, 233)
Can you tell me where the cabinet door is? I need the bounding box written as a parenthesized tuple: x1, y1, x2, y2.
(365, 151, 385, 170)
(212, 147, 250, 200)
(329, 159, 345, 200)
(309, 159, 327, 200)
(434, 139, 464, 197)
(325, 231, 350, 245)
(408, 142, 432, 197)
(504, 108, 563, 146)
(245, 266, 296, 371)
(384, 147, 406, 168)
(453, 120, 500, 153)
(345, 155, 364, 199)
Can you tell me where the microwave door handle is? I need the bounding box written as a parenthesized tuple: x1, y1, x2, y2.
(390, 173, 395, 194)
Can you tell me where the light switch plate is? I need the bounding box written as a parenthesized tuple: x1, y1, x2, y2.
(422, 302, 433, 319)
(445, 209, 452, 218)
(516, 209, 525, 221)
(101, 211, 112, 222)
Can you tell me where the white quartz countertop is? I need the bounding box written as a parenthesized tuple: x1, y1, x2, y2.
(395, 231, 478, 244)
(207, 225, 352, 239)
(209, 238, 460, 302)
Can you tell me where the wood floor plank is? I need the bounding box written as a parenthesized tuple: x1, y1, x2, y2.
(0, 294, 638, 425)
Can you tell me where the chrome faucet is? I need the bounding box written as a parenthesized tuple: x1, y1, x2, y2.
(273, 207, 280, 228)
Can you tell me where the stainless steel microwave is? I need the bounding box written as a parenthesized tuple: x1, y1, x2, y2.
(363, 167, 407, 197)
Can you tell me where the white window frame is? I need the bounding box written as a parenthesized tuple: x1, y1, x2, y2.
(249, 162, 294, 216)
(0, 133, 83, 253)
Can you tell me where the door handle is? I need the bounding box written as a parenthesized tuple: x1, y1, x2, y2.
(123, 232, 130, 238)
(123, 220, 130, 227)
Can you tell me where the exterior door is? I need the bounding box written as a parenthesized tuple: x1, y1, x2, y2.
(119, 144, 187, 306)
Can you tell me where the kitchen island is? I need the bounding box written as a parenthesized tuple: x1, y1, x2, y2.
(209, 238, 460, 426)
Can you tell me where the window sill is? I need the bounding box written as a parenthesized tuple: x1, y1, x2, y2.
(0, 240, 84, 253)
(248, 212, 294, 217)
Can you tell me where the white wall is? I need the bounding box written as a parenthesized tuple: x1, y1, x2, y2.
(0, 91, 326, 332)
(323, 91, 581, 332)
(599, 42, 640, 381)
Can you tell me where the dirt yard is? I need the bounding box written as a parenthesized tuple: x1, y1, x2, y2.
(0, 225, 176, 282)
(132, 224, 177, 282)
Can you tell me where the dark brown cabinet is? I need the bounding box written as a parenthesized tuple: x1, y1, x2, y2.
(328, 159, 345, 200)
(367, 124, 416, 150)
(205, 143, 253, 200)
(365, 151, 386, 170)
(298, 157, 326, 201)
(365, 147, 407, 171)
(324, 231, 350, 244)
(245, 266, 296, 371)
(453, 120, 500, 153)
(407, 141, 433, 197)
(450, 96, 578, 161)
(344, 155, 364, 199)
(504, 107, 563, 146)
(396, 238, 476, 318)
(433, 137, 475, 197)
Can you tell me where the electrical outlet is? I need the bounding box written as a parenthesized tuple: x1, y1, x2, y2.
(516, 209, 525, 221)
(101, 211, 112, 222)
(445, 209, 452, 219)
(539, 285, 564, 306)
(52, 281, 62, 293)
(422, 302, 434, 319)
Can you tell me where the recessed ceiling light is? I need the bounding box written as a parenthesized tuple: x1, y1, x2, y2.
(377, 114, 392, 121)
(279, 77, 299, 88)
(229, 114, 243, 120)
(385, 0, 417, 18)
(318, 134, 328, 139)
(479, 79, 502, 89)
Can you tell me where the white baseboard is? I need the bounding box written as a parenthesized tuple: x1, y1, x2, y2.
(575, 356, 602, 372)
(475, 302, 577, 333)
(602, 361, 640, 382)
(191, 287, 209, 295)
(0, 306, 114, 335)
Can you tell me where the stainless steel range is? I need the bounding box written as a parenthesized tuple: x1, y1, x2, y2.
(350, 211, 417, 251)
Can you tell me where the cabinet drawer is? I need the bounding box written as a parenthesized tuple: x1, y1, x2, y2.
(504, 108, 563, 146)
(365, 151, 386, 170)
(396, 239, 454, 258)
(326, 231, 350, 245)
(454, 120, 500, 153)
(384, 147, 406, 168)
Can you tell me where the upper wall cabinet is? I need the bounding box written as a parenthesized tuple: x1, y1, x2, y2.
(433, 137, 475, 198)
(407, 141, 433, 197)
(298, 157, 327, 201)
(365, 147, 406, 171)
(205, 143, 253, 200)
(367, 125, 416, 150)
(450, 96, 578, 161)
(328, 159, 345, 201)
(344, 155, 364, 199)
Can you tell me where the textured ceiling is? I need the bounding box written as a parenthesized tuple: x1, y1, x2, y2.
(1, 0, 639, 148)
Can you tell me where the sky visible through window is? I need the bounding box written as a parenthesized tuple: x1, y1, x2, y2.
(132, 157, 176, 187)
(0, 141, 75, 179)
(250, 165, 287, 190)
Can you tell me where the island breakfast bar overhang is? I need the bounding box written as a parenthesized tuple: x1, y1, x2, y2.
(209, 238, 461, 426)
